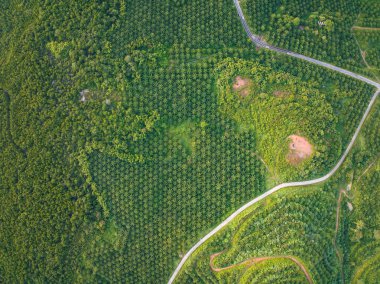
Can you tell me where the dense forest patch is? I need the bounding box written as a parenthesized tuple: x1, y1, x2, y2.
(241, 0, 374, 77)
(0, 0, 378, 283)
(176, 184, 340, 283)
(217, 58, 337, 180)
(345, 101, 380, 283)
(353, 30, 380, 79)
(176, 99, 380, 284)
(355, 0, 380, 28)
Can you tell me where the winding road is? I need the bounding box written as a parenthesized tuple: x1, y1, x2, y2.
(167, 2, 380, 283)
(233, 0, 380, 89)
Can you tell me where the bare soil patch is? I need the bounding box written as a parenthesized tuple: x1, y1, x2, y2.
(240, 88, 250, 97)
(79, 89, 121, 103)
(233, 76, 250, 89)
(273, 90, 290, 98)
(233, 76, 251, 97)
(347, 202, 353, 211)
(287, 135, 313, 165)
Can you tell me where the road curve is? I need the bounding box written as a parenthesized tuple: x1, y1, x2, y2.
(167, 2, 380, 283)
(167, 88, 378, 283)
(233, 0, 380, 89)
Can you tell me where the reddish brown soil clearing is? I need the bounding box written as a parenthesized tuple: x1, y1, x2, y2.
(287, 135, 313, 165)
(233, 76, 251, 97)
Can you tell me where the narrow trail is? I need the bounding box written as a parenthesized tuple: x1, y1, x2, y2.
(334, 189, 351, 284)
(209, 251, 313, 283)
(351, 30, 380, 82)
(356, 157, 379, 184)
(167, 2, 380, 283)
(335, 190, 349, 235)
(352, 26, 380, 31)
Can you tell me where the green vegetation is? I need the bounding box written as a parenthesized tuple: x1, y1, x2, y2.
(218, 57, 376, 182)
(241, 0, 371, 75)
(355, 0, 380, 28)
(348, 160, 380, 283)
(0, 0, 259, 282)
(176, 184, 340, 283)
(345, 101, 380, 283)
(83, 116, 267, 283)
(216, 58, 337, 181)
(0, 0, 378, 283)
(353, 30, 380, 79)
(351, 0, 380, 80)
(176, 101, 380, 284)
(237, 258, 309, 283)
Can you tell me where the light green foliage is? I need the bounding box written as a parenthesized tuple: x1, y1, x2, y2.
(355, 0, 380, 28)
(176, 94, 380, 284)
(46, 41, 69, 58)
(168, 121, 199, 154)
(242, 0, 365, 72)
(352, 0, 380, 79)
(0, 0, 378, 283)
(346, 101, 380, 283)
(239, 259, 309, 283)
(216, 58, 337, 181)
(353, 30, 380, 71)
(177, 185, 341, 283)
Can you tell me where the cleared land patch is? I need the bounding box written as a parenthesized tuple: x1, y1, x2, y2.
(273, 90, 290, 98)
(233, 76, 252, 97)
(217, 58, 339, 181)
(287, 135, 313, 165)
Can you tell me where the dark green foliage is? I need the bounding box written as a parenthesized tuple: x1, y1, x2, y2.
(0, 0, 378, 283)
(355, 0, 380, 28)
(84, 126, 265, 283)
(242, 0, 365, 71)
(0, 1, 259, 282)
(177, 186, 341, 283)
(353, 30, 380, 70)
(177, 101, 380, 284)
(344, 101, 380, 283)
